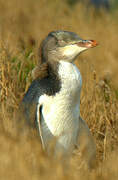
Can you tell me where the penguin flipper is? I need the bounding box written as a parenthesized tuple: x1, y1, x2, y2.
(36, 104, 45, 150)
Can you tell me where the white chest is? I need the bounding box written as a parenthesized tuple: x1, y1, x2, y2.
(39, 61, 82, 152)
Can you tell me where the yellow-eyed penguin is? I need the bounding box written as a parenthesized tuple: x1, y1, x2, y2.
(21, 30, 98, 168)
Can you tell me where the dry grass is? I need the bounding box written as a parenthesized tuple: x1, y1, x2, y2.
(0, 0, 118, 179)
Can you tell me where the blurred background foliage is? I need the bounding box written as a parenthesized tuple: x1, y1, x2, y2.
(0, 0, 118, 179)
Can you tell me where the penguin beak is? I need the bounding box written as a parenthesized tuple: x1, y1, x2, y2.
(77, 40, 98, 48)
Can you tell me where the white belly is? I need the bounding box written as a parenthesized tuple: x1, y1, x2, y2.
(39, 61, 82, 153)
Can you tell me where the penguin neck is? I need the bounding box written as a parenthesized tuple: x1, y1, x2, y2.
(57, 61, 82, 83)
(47, 60, 78, 77)
(48, 60, 82, 99)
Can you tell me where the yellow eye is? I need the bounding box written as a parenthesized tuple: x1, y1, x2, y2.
(58, 40, 66, 47)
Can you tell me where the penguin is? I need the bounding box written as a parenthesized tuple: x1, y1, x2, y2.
(21, 30, 98, 168)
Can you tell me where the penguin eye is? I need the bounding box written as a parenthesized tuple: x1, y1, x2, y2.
(58, 39, 66, 47)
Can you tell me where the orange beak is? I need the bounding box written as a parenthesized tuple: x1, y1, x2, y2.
(77, 40, 98, 48)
